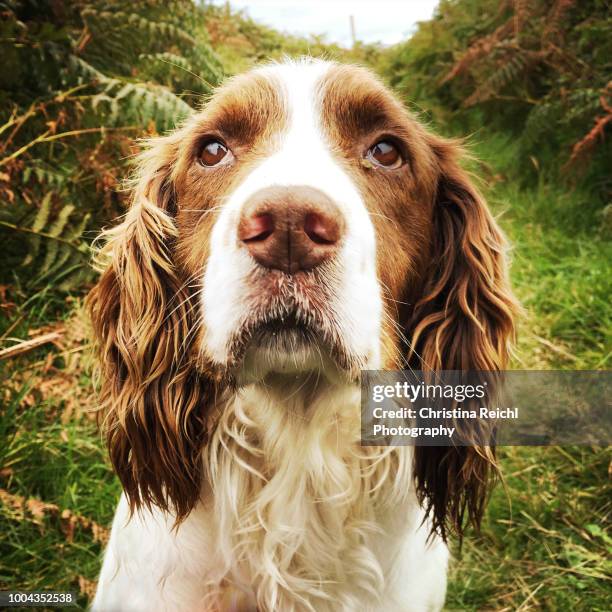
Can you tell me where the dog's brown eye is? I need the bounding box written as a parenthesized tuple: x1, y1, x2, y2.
(199, 140, 232, 167)
(366, 140, 402, 168)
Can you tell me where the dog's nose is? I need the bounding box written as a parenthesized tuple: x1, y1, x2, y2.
(238, 186, 345, 273)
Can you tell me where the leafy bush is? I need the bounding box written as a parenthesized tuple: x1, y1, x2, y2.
(0, 0, 223, 290)
(381, 0, 611, 200)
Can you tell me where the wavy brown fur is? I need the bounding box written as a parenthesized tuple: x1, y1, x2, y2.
(407, 136, 519, 542)
(87, 136, 214, 522)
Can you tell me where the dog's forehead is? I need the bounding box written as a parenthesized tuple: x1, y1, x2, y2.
(203, 59, 393, 133)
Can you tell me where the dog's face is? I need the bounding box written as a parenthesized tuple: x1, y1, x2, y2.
(167, 61, 438, 383)
(88, 59, 517, 536)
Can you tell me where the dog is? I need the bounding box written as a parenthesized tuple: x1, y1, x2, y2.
(88, 58, 517, 611)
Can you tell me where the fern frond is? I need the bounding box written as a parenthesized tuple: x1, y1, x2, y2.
(565, 88, 612, 169)
(22, 193, 53, 267)
(440, 17, 514, 84)
(139, 52, 194, 74)
(91, 78, 193, 129)
(41, 204, 75, 274)
(543, 0, 576, 44)
(463, 50, 534, 107)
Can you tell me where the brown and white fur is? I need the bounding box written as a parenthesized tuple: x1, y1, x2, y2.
(88, 59, 517, 611)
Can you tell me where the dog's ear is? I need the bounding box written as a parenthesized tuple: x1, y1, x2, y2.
(406, 136, 519, 541)
(87, 133, 213, 522)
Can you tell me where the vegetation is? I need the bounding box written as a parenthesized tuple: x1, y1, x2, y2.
(0, 0, 222, 292)
(1, 1, 223, 604)
(0, 0, 610, 609)
(382, 0, 612, 189)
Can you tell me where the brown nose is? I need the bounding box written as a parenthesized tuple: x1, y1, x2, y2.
(238, 186, 345, 274)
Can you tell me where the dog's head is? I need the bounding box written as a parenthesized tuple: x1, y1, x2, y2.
(88, 59, 517, 539)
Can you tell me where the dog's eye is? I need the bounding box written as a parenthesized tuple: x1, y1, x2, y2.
(366, 140, 402, 169)
(199, 140, 232, 167)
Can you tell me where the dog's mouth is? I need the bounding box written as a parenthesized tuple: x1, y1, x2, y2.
(228, 306, 355, 383)
(250, 311, 315, 351)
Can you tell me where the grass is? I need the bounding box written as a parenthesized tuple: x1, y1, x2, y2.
(446, 134, 611, 609)
(471, 133, 611, 370)
(0, 291, 118, 608)
(0, 135, 610, 610)
(448, 446, 611, 610)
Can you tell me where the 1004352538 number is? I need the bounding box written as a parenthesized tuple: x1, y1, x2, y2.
(0, 591, 77, 607)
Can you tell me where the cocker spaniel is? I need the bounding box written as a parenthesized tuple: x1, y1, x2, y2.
(88, 59, 517, 611)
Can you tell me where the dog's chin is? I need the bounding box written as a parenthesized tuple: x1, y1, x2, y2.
(232, 316, 352, 387)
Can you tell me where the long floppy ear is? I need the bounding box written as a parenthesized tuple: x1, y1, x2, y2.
(407, 136, 519, 541)
(87, 135, 213, 522)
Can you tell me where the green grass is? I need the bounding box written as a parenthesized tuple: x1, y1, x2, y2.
(0, 381, 118, 609)
(0, 136, 610, 610)
(0, 289, 119, 609)
(471, 133, 611, 370)
(446, 135, 612, 609)
(448, 446, 611, 611)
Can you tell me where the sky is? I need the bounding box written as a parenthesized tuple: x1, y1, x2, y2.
(211, 1, 440, 47)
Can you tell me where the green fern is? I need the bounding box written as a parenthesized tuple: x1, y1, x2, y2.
(464, 50, 532, 106)
(15, 195, 91, 289)
(92, 79, 193, 130)
(21, 193, 54, 268)
(80, 6, 222, 94)
(22, 165, 70, 192)
(1, 0, 225, 290)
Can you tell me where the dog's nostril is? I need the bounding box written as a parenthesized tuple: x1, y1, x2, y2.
(304, 212, 338, 245)
(239, 213, 274, 242)
(239, 186, 345, 273)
